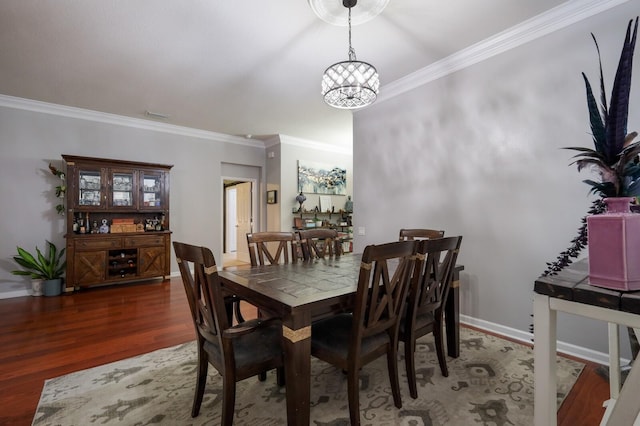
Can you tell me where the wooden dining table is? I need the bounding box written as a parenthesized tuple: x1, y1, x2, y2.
(218, 254, 464, 425)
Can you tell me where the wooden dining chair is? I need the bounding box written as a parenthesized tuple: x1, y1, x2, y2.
(310, 240, 417, 426)
(246, 231, 301, 266)
(173, 241, 285, 426)
(298, 228, 342, 260)
(398, 228, 445, 240)
(399, 236, 462, 399)
(231, 231, 302, 323)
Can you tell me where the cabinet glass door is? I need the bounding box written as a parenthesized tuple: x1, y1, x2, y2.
(140, 171, 164, 210)
(111, 171, 135, 208)
(78, 170, 103, 207)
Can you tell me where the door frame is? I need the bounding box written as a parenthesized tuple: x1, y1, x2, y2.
(222, 176, 259, 258)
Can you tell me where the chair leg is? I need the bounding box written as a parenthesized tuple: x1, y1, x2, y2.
(276, 367, 286, 386)
(192, 345, 209, 417)
(387, 344, 403, 408)
(221, 376, 236, 426)
(233, 300, 246, 324)
(404, 335, 418, 399)
(434, 316, 449, 377)
(347, 367, 361, 426)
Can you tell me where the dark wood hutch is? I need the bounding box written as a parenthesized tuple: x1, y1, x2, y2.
(62, 155, 173, 290)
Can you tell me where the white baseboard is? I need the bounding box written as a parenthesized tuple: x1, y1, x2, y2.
(0, 289, 30, 299)
(461, 314, 629, 366)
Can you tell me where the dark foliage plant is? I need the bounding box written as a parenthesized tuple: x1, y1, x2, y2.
(543, 17, 639, 276)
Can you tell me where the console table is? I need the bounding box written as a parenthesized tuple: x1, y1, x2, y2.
(534, 258, 640, 425)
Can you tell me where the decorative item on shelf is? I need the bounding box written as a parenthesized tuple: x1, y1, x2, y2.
(99, 219, 110, 234)
(345, 195, 353, 213)
(587, 197, 640, 290)
(111, 218, 137, 233)
(543, 17, 640, 277)
(11, 240, 66, 296)
(296, 192, 307, 212)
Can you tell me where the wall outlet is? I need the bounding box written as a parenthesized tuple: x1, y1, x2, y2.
(358, 227, 365, 236)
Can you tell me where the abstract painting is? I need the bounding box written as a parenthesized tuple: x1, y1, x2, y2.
(298, 161, 346, 195)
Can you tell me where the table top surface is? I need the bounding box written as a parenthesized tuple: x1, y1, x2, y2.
(220, 255, 465, 314)
(219, 255, 362, 312)
(534, 258, 640, 314)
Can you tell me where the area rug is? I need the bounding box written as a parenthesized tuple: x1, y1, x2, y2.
(32, 328, 583, 425)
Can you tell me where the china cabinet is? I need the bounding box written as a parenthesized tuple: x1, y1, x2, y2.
(62, 155, 173, 289)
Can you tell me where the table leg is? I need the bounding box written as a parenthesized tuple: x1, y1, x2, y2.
(608, 322, 621, 399)
(445, 274, 460, 358)
(604, 351, 640, 425)
(534, 292, 557, 426)
(282, 324, 311, 426)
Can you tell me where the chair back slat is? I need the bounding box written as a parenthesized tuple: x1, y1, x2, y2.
(399, 228, 444, 241)
(298, 228, 342, 260)
(353, 240, 417, 339)
(173, 242, 229, 347)
(410, 236, 462, 318)
(246, 232, 300, 266)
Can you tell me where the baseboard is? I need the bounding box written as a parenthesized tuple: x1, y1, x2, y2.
(461, 314, 629, 366)
(0, 289, 30, 299)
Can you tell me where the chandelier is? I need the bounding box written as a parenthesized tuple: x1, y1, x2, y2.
(320, 0, 380, 109)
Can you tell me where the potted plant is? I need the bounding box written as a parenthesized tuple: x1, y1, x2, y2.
(11, 240, 66, 296)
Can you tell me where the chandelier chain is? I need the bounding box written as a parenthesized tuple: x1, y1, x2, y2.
(348, 6, 356, 61)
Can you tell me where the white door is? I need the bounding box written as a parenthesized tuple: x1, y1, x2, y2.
(235, 182, 252, 263)
(225, 187, 237, 253)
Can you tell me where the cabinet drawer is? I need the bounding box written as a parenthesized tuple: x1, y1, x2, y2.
(75, 238, 122, 250)
(124, 235, 165, 247)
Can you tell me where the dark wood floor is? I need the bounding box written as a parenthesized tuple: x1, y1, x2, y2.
(0, 277, 609, 425)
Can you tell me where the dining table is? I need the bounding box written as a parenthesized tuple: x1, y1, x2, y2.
(218, 253, 464, 425)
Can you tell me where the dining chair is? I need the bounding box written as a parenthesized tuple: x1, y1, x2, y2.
(310, 240, 417, 426)
(233, 231, 302, 323)
(173, 241, 285, 426)
(398, 228, 445, 240)
(298, 228, 342, 260)
(399, 236, 462, 399)
(246, 231, 301, 265)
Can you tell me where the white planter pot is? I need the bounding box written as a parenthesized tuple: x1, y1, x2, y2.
(31, 279, 43, 296)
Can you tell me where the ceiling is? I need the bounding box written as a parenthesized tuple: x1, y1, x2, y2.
(0, 1, 568, 147)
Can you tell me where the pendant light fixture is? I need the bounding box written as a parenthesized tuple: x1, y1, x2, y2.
(320, 0, 379, 109)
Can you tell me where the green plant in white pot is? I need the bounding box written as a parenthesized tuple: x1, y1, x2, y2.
(11, 240, 66, 296)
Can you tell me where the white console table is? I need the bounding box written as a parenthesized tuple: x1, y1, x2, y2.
(534, 259, 640, 425)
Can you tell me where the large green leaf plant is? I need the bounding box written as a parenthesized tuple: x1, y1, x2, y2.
(543, 17, 639, 276)
(11, 240, 66, 280)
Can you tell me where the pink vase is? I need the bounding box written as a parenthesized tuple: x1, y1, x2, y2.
(587, 197, 640, 290)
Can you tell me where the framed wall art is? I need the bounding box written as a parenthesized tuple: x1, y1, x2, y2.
(297, 161, 346, 195)
(267, 190, 277, 204)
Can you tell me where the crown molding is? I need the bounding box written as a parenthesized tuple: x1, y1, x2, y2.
(377, 0, 630, 103)
(277, 134, 353, 155)
(0, 94, 265, 149)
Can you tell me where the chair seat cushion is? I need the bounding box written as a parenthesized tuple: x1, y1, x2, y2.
(399, 310, 435, 336)
(204, 323, 282, 370)
(311, 313, 390, 361)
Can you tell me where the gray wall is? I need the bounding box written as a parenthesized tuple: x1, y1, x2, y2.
(0, 99, 266, 298)
(352, 2, 639, 361)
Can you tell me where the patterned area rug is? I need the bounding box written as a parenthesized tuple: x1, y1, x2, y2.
(33, 328, 583, 425)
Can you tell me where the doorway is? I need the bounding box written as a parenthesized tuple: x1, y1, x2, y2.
(223, 179, 255, 267)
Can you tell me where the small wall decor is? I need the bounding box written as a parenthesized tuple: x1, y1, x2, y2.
(267, 190, 277, 204)
(298, 160, 346, 195)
